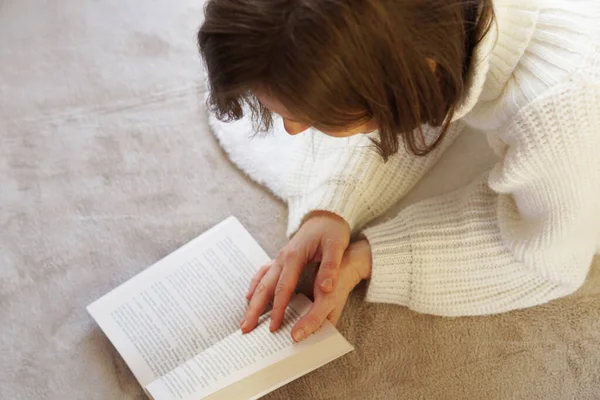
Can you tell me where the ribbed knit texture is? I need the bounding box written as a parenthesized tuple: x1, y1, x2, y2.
(286, 0, 600, 316)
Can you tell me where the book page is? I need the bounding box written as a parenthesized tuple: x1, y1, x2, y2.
(145, 294, 354, 400)
(87, 217, 270, 387)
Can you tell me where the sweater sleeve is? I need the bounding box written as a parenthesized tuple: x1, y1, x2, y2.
(362, 81, 600, 316)
(286, 123, 465, 236)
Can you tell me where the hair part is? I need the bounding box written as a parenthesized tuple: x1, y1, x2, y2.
(199, 0, 495, 160)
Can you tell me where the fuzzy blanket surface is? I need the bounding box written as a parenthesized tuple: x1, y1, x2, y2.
(1, 1, 599, 399)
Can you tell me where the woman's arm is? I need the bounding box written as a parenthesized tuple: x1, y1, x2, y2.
(286, 122, 466, 236)
(362, 80, 600, 315)
(242, 120, 466, 335)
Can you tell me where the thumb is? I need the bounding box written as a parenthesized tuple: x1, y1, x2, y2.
(315, 237, 346, 293)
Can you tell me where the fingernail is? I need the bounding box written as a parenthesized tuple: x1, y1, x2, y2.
(293, 328, 305, 342)
(320, 278, 333, 291)
(240, 319, 246, 329)
(269, 322, 276, 332)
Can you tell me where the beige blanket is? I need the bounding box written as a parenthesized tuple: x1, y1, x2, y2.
(1, 1, 599, 399)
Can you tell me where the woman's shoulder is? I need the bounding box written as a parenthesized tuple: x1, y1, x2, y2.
(514, 0, 599, 98)
(466, 0, 599, 129)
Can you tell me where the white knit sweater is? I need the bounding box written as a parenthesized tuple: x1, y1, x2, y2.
(210, 0, 600, 316)
(283, 0, 600, 316)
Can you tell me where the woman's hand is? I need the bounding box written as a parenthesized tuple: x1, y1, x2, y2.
(245, 239, 373, 342)
(240, 211, 351, 334)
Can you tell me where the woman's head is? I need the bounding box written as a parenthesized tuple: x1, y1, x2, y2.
(199, 0, 494, 159)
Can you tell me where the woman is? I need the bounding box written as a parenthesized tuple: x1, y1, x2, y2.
(199, 0, 600, 342)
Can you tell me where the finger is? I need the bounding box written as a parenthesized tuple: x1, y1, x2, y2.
(241, 264, 280, 333)
(316, 238, 346, 293)
(270, 249, 304, 331)
(247, 263, 272, 300)
(326, 297, 347, 326)
(309, 248, 323, 263)
(291, 295, 333, 342)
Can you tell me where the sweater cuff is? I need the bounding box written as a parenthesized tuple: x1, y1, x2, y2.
(362, 217, 413, 305)
(286, 182, 371, 237)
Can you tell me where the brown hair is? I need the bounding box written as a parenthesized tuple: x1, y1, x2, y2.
(199, 0, 495, 159)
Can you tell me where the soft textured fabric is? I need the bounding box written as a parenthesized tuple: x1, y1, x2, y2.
(3, 0, 600, 399)
(213, 0, 600, 317)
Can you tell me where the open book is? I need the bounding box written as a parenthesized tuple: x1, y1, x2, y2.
(87, 217, 354, 400)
